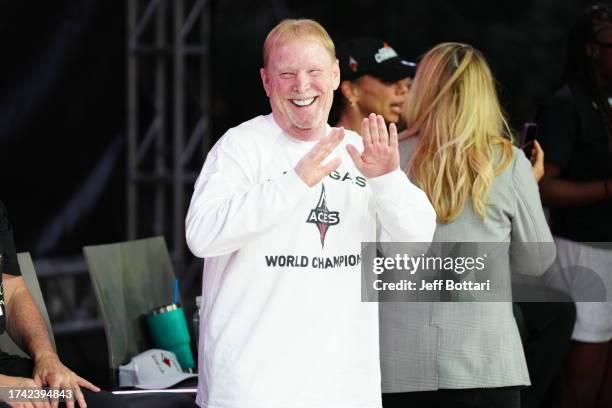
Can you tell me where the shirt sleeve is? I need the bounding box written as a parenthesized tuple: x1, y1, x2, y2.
(185, 131, 311, 258)
(510, 151, 556, 276)
(368, 169, 437, 243)
(0, 201, 22, 276)
(535, 87, 578, 168)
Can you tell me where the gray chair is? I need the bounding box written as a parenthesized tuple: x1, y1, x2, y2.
(83, 236, 176, 387)
(0, 252, 56, 358)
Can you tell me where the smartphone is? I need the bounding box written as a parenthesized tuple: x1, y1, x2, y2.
(520, 122, 538, 158)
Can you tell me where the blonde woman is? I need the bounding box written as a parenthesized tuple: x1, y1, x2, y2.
(379, 43, 556, 408)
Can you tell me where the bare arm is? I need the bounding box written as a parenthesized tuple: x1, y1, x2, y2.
(538, 163, 611, 207)
(2, 274, 54, 361)
(3, 273, 99, 408)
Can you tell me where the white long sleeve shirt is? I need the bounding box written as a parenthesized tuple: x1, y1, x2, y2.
(186, 114, 436, 408)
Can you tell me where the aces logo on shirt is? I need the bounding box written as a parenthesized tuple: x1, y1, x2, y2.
(306, 184, 339, 248)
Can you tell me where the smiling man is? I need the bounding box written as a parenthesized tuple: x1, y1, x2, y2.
(260, 37, 335, 140)
(186, 19, 436, 408)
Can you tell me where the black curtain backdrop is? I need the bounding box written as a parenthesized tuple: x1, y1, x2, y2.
(210, 0, 594, 136)
(0, 0, 599, 256)
(0, 0, 603, 388)
(1, 0, 125, 256)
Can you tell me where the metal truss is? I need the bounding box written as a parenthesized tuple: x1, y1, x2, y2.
(35, 256, 103, 336)
(14, 0, 211, 344)
(127, 0, 212, 273)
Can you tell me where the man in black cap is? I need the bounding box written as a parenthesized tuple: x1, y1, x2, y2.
(332, 37, 416, 131)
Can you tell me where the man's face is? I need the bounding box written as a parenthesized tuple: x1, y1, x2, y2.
(353, 75, 410, 124)
(261, 39, 340, 141)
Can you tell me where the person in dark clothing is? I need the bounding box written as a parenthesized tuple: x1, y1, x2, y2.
(537, 4, 612, 407)
(515, 301, 576, 408)
(0, 201, 125, 408)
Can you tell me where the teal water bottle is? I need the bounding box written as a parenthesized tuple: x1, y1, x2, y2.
(146, 304, 195, 371)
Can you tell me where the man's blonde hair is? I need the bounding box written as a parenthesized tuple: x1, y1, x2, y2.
(404, 43, 514, 223)
(263, 19, 336, 67)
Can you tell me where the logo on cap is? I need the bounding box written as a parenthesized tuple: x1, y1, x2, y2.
(348, 56, 358, 72)
(374, 43, 398, 63)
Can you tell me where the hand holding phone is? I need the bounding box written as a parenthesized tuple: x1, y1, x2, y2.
(520, 123, 545, 181)
(520, 123, 538, 157)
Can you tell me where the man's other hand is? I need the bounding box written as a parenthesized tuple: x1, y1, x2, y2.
(295, 127, 344, 187)
(346, 113, 400, 178)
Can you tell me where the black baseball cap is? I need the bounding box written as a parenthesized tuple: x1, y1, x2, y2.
(336, 37, 416, 82)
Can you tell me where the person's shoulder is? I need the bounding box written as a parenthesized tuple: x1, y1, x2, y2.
(398, 135, 420, 155)
(225, 115, 274, 139)
(552, 83, 574, 100)
(236, 114, 273, 130)
(490, 144, 521, 179)
(342, 127, 362, 142)
(509, 145, 527, 167)
(489, 145, 537, 203)
(540, 83, 579, 112)
(213, 115, 275, 151)
(506, 145, 534, 183)
(339, 127, 364, 149)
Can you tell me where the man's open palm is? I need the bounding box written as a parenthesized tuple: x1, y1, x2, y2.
(346, 113, 400, 178)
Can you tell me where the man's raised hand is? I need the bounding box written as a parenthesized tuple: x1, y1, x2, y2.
(346, 113, 400, 178)
(295, 127, 344, 187)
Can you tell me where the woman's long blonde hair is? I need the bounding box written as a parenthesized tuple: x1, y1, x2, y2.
(404, 43, 514, 223)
